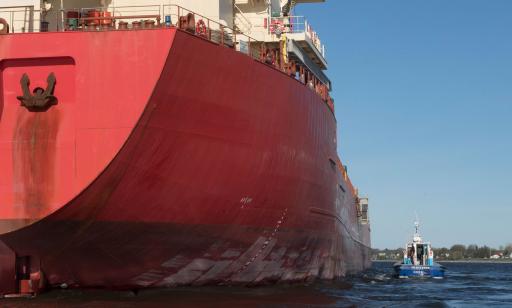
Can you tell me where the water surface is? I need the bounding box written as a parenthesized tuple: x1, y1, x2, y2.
(329, 261, 512, 307)
(4, 261, 512, 307)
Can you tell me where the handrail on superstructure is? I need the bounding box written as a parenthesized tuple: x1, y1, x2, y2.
(269, 16, 325, 59)
(162, 4, 261, 60)
(233, 3, 253, 33)
(76, 15, 161, 23)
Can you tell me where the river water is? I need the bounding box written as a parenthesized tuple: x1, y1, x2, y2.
(328, 261, 512, 307)
(3, 261, 512, 307)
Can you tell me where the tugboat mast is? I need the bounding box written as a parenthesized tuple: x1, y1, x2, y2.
(413, 219, 421, 243)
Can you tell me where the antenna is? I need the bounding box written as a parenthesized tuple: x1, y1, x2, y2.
(414, 212, 420, 234)
(413, 212, 422, 243)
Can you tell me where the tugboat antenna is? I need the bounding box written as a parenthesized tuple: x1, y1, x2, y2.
(413, 212, 421, 242)
(414, 212, 420, 234)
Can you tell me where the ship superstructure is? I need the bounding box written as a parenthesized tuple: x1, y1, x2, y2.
(0, 0, 370, 296)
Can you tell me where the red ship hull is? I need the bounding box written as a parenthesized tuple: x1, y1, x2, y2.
(0, 28, 370, 294)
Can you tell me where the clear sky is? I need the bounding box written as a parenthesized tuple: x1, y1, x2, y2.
(297, 0, 512, 249)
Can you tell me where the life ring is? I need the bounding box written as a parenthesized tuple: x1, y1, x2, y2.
(196, 19, 207, 37)
(0, 18, 9, 34)
(270, 20, 284, 35)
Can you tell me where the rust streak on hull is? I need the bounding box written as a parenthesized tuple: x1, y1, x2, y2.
(13, 109, 61, 221)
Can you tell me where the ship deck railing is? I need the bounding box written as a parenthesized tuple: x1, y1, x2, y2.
(0, 5, 261, 62)
(269, 16, 326, 61)
(0, 4, 335, 113)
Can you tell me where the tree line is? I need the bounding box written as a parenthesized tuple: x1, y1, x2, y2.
(434, 244, 512, 260)
(373, 244, 512, 260)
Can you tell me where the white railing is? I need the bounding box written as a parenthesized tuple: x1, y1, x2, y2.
(269, 16, 325, 59)
(0, 5, 260, 56)
(0, 7, 42, 33)
(161, 4, 261, 57)
(233, 3, 252, 33)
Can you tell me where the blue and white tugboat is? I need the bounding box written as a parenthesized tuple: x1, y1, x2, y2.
(394, 221, 445, 279)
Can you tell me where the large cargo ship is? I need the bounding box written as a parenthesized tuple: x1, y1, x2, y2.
(0, 0, 371, 295)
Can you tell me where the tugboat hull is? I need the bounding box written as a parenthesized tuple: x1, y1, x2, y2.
(394, 263, 445, 279)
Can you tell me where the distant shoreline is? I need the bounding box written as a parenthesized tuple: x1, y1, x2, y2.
(438, 259, 512, 263)
(373, 259, 512, 264)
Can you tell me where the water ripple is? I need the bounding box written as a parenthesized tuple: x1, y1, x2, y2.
(3, 261, 512, 307)
(323, 261, 512, 307)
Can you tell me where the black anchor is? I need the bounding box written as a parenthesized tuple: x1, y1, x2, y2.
(17, 73, 58, 112)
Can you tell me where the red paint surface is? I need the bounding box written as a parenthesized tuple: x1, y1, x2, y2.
(0, 29, 370, 292)
(0, 30, 173, 232)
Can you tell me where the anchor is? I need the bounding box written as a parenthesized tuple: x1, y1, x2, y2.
(17, 73, 58, 112)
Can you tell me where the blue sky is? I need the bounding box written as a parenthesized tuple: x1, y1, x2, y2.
(297, 0, 512, 249)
